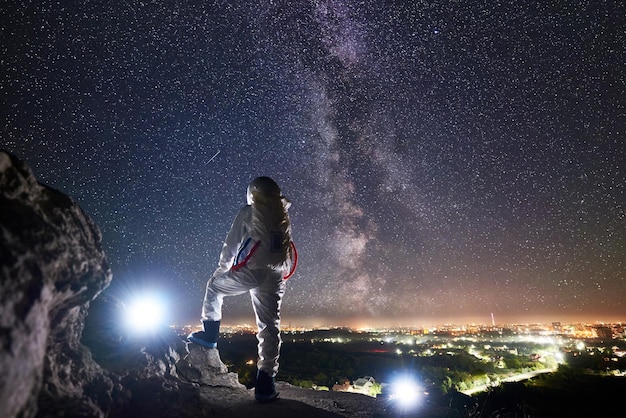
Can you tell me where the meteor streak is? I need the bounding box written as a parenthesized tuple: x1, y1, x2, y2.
(206, 150, 220, 164)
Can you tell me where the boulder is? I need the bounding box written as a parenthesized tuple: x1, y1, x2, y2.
(0, 150, 112, 417)
(177, 344, 245, 390)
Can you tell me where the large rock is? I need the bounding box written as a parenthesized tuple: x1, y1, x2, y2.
(177, 344, 245, 390)
(0, 150, 112, 417)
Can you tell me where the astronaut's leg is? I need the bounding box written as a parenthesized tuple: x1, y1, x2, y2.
(201, 269, 256, 320)
(189, 269, 254, 348)
(250, 272, 286, 377)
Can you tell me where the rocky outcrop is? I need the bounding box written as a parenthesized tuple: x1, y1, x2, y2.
(80, 293, 249, 418)
(0, 150, 113, 418)
(177, 344, 244, 389)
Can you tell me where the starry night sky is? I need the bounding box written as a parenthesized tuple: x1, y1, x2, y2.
(2, 1, 624, 326)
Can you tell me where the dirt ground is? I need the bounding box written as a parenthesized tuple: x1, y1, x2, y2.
(202, 382, 455, 418)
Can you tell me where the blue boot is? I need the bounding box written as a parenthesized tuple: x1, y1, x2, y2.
(188, 320, 219, 349)
(255, 369, 279, 403)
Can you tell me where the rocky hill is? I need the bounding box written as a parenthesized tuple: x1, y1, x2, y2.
(1, 150, 466, 418)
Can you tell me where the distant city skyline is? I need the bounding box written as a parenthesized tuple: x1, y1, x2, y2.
(192, 313, 626, 330)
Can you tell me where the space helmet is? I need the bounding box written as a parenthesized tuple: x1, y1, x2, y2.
(246, 176, 281, 205)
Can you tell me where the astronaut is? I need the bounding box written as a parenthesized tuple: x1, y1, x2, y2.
(188, 176, 296, 403)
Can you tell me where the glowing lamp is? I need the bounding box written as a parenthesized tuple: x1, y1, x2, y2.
(124, 295, 166, 333)
(388, 376, 423, 410)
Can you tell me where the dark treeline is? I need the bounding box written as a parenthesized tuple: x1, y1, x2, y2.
(474, 368, 626, 417)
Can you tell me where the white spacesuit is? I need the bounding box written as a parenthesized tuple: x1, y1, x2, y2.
(189, 176, 296, 403)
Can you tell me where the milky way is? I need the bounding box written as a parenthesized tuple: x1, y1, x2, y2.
(2, 1, 624, 326)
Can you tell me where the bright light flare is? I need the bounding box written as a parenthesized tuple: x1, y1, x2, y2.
(124, 294, 167, 333)
(554, 351, 565, 363)
(388, 376, 423, 410)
